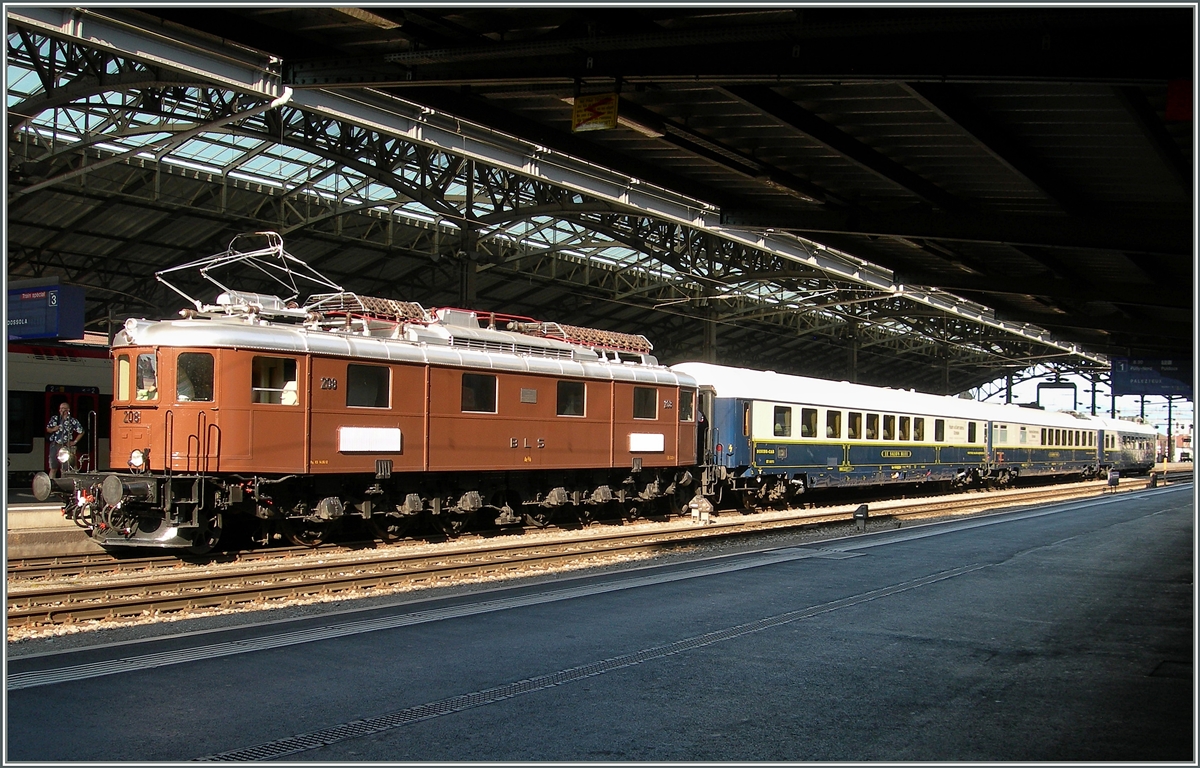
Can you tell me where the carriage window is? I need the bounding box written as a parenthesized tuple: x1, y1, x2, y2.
(1041, 428, 1047, 444)
(633, 387, 657, 419)
(996, 424, 1008, 444)
(773, 406, 792, 437)
(914, 417, 925, 441)
(800, 408, 818, 438)
(968, 422, 977, 443)
(116, 355, 131, 401)
(848, 412, 862, 440)
(348, 364, 390, 408)
(557, 381, 585, 416)
(135, 353, 158, 400)
(883, 415, 895, 441)
(679, 389, 694, 422)
(461, 373, 496, 413)
(7, 391, 39, 453)
(252, 357, 298, 405)
(934, 419, 945, 442)
(866, 413, 880, 440)
(175, 353, 214, 402)
(1019, 426, 1027, 444)
(827, 410, 842, 439)
(898, 416, 910, 441)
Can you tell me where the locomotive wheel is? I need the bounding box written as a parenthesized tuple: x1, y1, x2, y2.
(524, 509, 554, 528)
(187, 512, 224, 556)
(434, 514, 467, 538)
(368, 512, 415, 542)
(282, 517, 335, 547)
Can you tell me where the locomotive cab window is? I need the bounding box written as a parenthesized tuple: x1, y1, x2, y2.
(176, 353, 214, 402)
(773, 406, 792, 437)
(848, 412, 862, 440)
(633, 387, 657, 420)
(679, 389, 695, 422)
(348, 364, 390, 408)
(252, 357, 299, 405)
(461, 373, 496, 413)
(135, 352, 158, 400)
(556, 381, 585, 416)
(116, 355, 131, 401)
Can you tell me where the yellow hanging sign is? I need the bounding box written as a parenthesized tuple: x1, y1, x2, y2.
(572, 92, 619, 132)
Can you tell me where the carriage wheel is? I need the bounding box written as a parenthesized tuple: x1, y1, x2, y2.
(282, 517, 335, 547)
(368, 512, 415, 542)
(187, 511, 224, 555)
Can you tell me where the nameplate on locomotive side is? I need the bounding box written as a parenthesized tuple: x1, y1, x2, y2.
(338, 426, 401, 453)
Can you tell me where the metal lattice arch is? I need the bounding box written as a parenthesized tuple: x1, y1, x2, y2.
(7, 13, 1109, 394)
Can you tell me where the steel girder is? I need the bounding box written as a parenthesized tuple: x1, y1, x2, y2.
(7, 20, 1107, 392)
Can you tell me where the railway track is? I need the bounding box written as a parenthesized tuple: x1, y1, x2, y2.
(6, 478, 1167, 628)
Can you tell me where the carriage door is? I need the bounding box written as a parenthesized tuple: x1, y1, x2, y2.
(168, 351, 219, 472)
(42, 387, 99, 472)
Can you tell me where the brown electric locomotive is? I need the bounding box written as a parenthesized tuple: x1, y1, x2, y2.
(34, 233, 700, 553)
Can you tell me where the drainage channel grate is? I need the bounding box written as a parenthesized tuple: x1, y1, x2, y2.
(196, 563, 987, 761)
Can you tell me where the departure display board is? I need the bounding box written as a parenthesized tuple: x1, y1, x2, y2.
(1111, 357, 1193, 398)
(7, 284, 85, 341)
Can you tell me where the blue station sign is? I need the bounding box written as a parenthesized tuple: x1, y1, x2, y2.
(1111, 357, 1193, 398)
(7, 284, 85, 341)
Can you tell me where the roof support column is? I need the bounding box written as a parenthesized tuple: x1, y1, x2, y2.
(702, 307, 718, 363)
(846, 322, 859, 384)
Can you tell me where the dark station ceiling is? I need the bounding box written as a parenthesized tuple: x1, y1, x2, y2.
(6, 6, 1195, 395)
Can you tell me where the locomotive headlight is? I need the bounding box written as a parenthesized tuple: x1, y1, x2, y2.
(128, 449, 145, 469)
(57, 447, 73, 465)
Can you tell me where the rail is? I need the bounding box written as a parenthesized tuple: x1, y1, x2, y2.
(8, 478, 1175, 627)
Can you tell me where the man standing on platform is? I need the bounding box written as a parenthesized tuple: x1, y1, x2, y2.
(46, 401, 83, 478)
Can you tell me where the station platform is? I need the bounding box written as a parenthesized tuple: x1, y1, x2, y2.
(6, 485, 104, 559)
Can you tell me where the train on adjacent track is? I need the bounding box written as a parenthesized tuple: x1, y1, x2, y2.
(8, 339, 112, 482)
(32, 233, 1158, 554)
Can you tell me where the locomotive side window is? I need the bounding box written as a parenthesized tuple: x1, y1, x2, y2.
(252, 357, 298, 405)
(914, 417, 925, 441)
(135, 353, 158, 400)
(848, 412, 862, 440)
(866, 413, 879, 440)
(800, 408, 817, 438)
(934, 419, 945, 442)
(116, 355, 131, 401)
(773, 406, 792, 437)
(556, 381, 585, 416)
(827, 410, 842, 439)
(882, 415, 895, 441)
(678, 389, 694, 421)
(347, 364, 390, 408)
(461, 373, 497, 413)
(633, 387, 657, 419)
(176, 353, 214, 402)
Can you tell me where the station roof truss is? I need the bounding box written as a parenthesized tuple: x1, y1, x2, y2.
(6, 7, 1193, 395)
